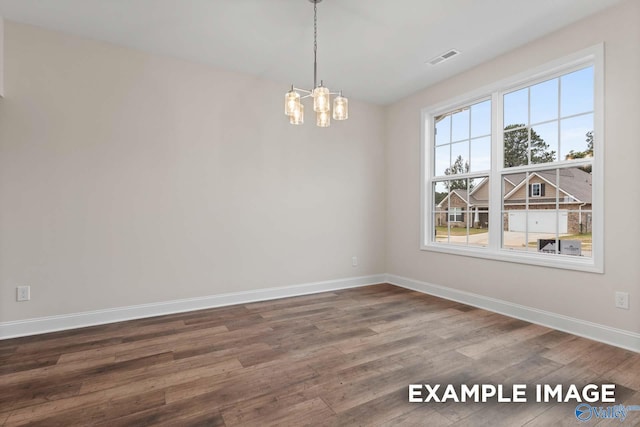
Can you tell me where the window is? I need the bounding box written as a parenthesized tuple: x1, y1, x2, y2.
(530, 183, 542, 197)
(422, 46, 603, 272)
(448, 208, 464, 222)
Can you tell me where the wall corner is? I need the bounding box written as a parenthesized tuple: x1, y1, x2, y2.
(0, 17, 4, 97)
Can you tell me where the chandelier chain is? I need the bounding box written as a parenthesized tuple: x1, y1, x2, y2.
(313, 1, 318, 88)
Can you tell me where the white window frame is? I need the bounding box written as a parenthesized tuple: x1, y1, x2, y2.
(420, 44, 604, 273)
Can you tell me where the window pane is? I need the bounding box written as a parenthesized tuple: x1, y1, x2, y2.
(432, 176, 488, 248)
(561, 210, 592, 258)
(435, 115, 451, 146)
(433, 181, 449, 211)
(530, 78, 558, 124)
(434, 145, 450, 177)
(434, 212, 449, 242)
(500, 168, 595, 258)
(503, 128, 529, 167)
(469, 177, 488, 199)
(531, 122, 558, 164)
(561, 66, 594, 117)
(471, 100, 491, 138)
(469, 176, 489, 248)
(504, 88, 528, 128)
(560, 114, 593, 160)
(558, 167, 591, 205)
(529, 169, 557, 204)
(451, 108, 470, 142)
(502, 211, 528, 252)
(449, 142, 469, 175)
(470, 136, 491, 172)
(504, 209, 561, 254)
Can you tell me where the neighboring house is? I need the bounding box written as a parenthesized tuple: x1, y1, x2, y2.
(436, 167, 592, 234)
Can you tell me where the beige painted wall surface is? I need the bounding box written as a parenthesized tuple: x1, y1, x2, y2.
(386, 0, 640, 333)
(0, 22, 386, 321)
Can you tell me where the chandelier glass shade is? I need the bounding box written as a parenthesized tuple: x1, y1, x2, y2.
(284, 0, 348, 127)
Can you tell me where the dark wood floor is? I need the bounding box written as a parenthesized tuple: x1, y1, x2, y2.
(1, 284, 639, 426)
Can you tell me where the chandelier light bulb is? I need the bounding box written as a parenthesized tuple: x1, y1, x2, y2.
(289, 103, 304, 125)
(285, 90, 300, 116)
(333, 95, 348, 120)
(313, 86, 330, 113)
(317, 110, 330, 127)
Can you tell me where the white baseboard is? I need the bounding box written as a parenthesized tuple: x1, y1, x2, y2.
(0, 274, 386, 340)
(386, 274, 640, 353)
(3, 273, 638, 353)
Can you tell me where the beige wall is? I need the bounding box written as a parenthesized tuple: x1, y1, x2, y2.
(1, 1, 639, 338)
(0, 22, 386, 321)
(386, 0, 640, 333)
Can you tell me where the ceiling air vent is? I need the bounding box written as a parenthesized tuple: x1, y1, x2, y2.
(427, 49, 460, 66)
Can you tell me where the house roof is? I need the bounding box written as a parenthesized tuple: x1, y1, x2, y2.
(437, 189, 470, 207)
(437, 167, 592, 207)
(503, 168, 592, 203)
(436, 187, 486, 208)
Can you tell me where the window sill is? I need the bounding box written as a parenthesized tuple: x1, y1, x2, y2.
(420, 243, 603, 274)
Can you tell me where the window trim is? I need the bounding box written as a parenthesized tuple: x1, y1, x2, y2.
(420, 44, 604, 273)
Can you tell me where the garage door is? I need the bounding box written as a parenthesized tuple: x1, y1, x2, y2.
(508, 210, 568, 233)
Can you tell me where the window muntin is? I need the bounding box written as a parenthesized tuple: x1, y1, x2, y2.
(423, 50, 600, 272)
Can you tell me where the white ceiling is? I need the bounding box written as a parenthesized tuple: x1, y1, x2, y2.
(0, 0, 624, 104)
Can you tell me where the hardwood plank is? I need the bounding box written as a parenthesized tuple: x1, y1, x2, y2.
(381, 406, 453, 427)
(1, 284, 639, 426)
(3, 357, 242, 425)
(22, 390, 166, 427)
(96, 393, 226, 427)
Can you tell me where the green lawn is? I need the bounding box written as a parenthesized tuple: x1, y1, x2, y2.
(435, 226, 489, 236)
(563, 232, 592, 242)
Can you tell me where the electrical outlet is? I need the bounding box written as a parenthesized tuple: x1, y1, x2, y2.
(17, 286, 31, 302)
(352, 256, 358, 267)
(615, 291, 629, 310)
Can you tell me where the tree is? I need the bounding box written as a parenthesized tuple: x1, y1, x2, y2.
(434, 191, 448, 205)
(444, 155, 472, 190)
(565, 130, 594, 160)
(565, 130, 594, 172)
(503, 124, 556, 167)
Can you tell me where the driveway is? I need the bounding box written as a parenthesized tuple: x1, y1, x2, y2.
(438, 231, 567, 247)
(435, 231, 590, 256)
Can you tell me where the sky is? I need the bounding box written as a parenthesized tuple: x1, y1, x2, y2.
(433, 66, 594, 179)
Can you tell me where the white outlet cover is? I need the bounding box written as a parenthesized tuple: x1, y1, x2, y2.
(615, 291, 629, 310)
(17, 285, 30, 301)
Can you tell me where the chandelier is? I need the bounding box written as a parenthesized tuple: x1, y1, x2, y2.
(284, 0, 348, 127)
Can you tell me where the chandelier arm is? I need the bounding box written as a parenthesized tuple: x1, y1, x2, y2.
(292, 87, 313, 94)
